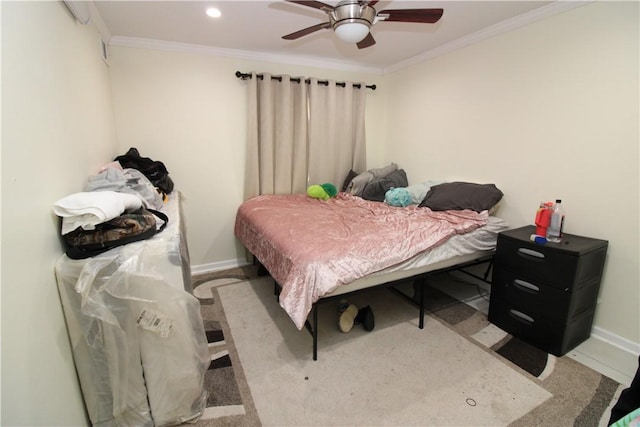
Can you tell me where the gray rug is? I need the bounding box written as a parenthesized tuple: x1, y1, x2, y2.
(190, 267, 621, 426)
(190, 268, 261, 426)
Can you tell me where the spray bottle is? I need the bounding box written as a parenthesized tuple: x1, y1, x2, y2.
(535, 201, 553, 238)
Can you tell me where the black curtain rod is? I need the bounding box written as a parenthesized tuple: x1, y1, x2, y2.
(235, 71, 376, 91)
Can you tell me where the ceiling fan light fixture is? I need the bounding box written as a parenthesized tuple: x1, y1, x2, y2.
(334, 21, 370, 43)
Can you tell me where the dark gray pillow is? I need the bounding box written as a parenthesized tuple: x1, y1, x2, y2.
(385, 168, 408, 188)
(419, 182, 503, 212)
(361, 169, 408, 202)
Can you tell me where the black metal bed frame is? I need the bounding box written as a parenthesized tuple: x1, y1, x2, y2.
(268, 253, 495, 360)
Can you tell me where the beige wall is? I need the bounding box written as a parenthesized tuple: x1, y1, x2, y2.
(1, 1, 119, 425)
(385, 2, 639, 345)
(107, 47, 387, 268)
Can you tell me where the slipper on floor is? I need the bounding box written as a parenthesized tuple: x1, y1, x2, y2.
(339, 304, 359, 333)
(355, 305, 375, 331)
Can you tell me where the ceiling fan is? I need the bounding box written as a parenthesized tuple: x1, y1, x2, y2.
(282, 0, 444, 49)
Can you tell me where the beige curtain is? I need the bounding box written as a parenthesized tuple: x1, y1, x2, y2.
(244, 73, 308, 199)
(244, 73, 367, 199)
(307, 78, 366, 188)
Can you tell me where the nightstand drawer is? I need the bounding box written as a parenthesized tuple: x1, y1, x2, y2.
(494, 226, 608, 290)
(491, 268, 570, 321)
(488, 298, 596, 356)
(494, 237, 579, 288)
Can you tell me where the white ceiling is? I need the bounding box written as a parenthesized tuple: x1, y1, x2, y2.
(92, 1, 581, 74)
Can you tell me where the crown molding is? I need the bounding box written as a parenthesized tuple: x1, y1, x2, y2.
(63, 0, 91, 25)
(87, 1, 111, 41)
(108, 36, 385, 75)
(105, 1, 590, 77)
(385, 1, 592, 74)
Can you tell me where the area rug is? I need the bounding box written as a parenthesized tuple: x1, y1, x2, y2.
(414, 277, 622, 426)
(190, 269, 261, 427)
(190, 267, 622, 426)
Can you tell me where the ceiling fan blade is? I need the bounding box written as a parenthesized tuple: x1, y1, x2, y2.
(285, 0, 334, 12)
(357, 32, 376, 49)
(377, 8, 444, 24)
(365, 1, 380, 6)
(282, 22, 331, 40)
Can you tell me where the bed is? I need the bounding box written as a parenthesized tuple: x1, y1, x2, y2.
(234, 187, 508, 359)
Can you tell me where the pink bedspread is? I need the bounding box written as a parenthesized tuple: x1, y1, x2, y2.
(234, 193, 488, 330)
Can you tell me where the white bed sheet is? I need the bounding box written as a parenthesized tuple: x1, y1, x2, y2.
(309, 216, 509, 298)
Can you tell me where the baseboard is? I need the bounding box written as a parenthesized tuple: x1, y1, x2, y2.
(591, 326, 640, 356)
(570, 327, 640, 385)
(191, 258, 251, 276)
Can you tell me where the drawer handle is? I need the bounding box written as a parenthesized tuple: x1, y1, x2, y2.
(517, 247, 545, 261)
(512, 279, 540, 293)
(509, 309, 535, 325)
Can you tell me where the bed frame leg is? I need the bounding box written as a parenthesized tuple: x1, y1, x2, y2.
(483, 258, 494, 282)
(312, 304, 318, 361)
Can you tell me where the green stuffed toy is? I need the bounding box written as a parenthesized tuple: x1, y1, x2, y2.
(307, 183, 338, 200)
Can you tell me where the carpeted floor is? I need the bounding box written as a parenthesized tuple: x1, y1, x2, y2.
(188, 266, 622, 426)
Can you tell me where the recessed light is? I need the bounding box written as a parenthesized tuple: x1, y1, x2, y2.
(206, 7, 221, 18)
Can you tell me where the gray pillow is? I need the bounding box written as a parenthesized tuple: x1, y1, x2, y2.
(361, 169, 408, 202)
(385, 169, 408, 189)
(405, 180, 443, 204)
(368, 163, 398, 179)
(419, 182, 503, 212)
(348, 171, 374, 196)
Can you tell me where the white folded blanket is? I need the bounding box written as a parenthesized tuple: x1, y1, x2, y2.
(54, 191, 143, 235)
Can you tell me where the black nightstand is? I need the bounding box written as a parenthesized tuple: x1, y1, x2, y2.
(488, 225, 608, 356)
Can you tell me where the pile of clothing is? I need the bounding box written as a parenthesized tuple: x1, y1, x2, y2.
(54, 167, 164, 235)
(53, 148, 175, 259)
(53, 148, 172, 237)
